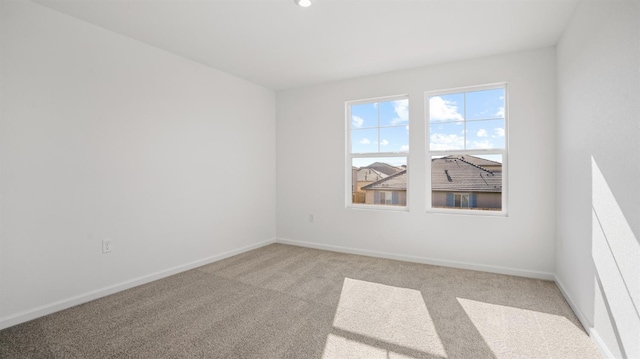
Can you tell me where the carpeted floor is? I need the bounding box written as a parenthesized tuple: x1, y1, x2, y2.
(0, 243, 602, 358)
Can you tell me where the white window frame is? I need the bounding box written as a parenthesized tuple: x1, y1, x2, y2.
(346, 94, 409, 211)
(425, 83, 508, 216)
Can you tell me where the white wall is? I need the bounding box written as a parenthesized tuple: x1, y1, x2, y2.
(556, 1, 639, 357)
(277, 48, 557, 278)
(0, 1, 276, 328)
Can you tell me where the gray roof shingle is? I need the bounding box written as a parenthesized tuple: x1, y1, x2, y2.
(432, 157, 501, 192)
(357, 168, 387, 182)
(361, 170, 407, 190)
(365, 162, 404, 176)
(443, 155, 501, 169)
(360, 157, 502, 192)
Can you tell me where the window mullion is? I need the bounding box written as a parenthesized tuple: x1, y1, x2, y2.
(377, 103, 381, 153)
(463, 92, 467, 150)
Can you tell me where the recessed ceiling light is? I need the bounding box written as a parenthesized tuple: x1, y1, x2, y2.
(295, 0, 312, 8)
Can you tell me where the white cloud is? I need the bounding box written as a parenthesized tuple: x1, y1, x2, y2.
(430, 133, 464, 150)
(496, 107, 505, 117)
(495, 128, 505, 137)
(352, 115, 364, 128)
(380, 139, 389, 146)
(400, 145, 409, 152)
(477, 129, 488, 137)
(470, 140, 492, 149)
(429, 96, 464, 122)
(359, 138, 371, 144)
(391, 99, 409, 125)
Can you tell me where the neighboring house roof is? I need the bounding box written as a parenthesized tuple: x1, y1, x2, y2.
(442, 155, 502, 170)
(361, 170, 407, 191)
(365, 162, 403, 176)
(432, 157, 501, 192)
(357, 168, 387, 182)
(361, 158, 502, 192)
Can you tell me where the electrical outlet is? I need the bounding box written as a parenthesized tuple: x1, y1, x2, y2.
(309, 214, 315, 223)
(102, 239, 112, 254)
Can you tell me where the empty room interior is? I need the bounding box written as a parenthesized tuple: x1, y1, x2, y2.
(1, 0, 638, 358)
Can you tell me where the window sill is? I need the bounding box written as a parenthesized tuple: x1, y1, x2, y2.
(347, 204, 409, 212)
(426, 207, 508, 217)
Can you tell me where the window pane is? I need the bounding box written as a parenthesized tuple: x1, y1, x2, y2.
(380, 126, 409, 153)
(351, 128, 378, 153)
(352, 157, 407, 207)
(465, 119, 505, 149)
(379, 99, 409, 127)
(461, 194, 469, 208)
(351, 103, 378, 129)
(431, 155, 502, 211)
(466, 88, 505, 120)
(430, 122, 464, 151)
(429, 93, 464, 123)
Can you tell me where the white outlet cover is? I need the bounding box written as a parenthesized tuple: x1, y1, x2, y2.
(102, 240, 112, 253)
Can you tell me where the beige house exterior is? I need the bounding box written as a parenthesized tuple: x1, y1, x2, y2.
(352, 164, 401, 204)
(361, 170, 408, 206)
(431, 191, 501, 210)
(356, 168, 387, 192)
(360, 156, 502, 209)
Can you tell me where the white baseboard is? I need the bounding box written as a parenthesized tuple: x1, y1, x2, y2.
(276, 237, 555, 280)
(0, 238, 275, 330)
(553, 276, 593, 332)
(554, 276, 616, 359)
(589, 327, 616, 359)
(2, 236, 616, 359)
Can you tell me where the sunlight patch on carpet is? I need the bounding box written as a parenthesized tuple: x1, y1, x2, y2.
(457, 297, 600, 359)
(324, 278, 447, 358)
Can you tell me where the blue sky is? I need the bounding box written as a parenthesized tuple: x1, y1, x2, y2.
(429, 88, 505, 151)
(351, 99, 409, 154)
(349, 88, 504, 165)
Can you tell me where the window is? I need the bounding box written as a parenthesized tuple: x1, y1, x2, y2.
(426, 84, 507, 214)
(376, 191, 398, 205)
(347, 95, 409, 208)
(448, 193, 471, 208)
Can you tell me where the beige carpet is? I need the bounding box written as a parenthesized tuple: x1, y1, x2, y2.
(0, 243, 601, 358)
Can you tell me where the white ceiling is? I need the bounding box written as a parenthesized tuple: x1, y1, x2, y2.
(33, 0, 578, 90)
